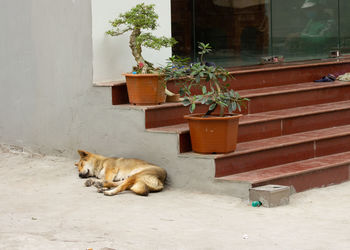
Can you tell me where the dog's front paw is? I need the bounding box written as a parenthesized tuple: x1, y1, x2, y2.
(94, 181, 103, 188)
(97, 188, 105, 193)
(84, 179, 95, 187)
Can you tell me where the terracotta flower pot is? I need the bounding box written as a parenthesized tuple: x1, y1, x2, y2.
(124, 73, 166, 105)
(184, 113, 242, 154)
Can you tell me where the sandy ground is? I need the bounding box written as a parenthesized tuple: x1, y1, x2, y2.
(0, 145, 350, 250)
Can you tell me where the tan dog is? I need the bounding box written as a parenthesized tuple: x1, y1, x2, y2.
(75, 150, 167, 196)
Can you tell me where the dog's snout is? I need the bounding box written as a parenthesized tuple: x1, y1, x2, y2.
(79, 170, 89, 178)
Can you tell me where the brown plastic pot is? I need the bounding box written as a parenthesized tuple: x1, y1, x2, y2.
(124, 73, 166, 105)
(184, 113, 242, 154)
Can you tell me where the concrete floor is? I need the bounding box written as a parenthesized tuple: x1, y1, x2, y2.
(1, 146, 350, 250)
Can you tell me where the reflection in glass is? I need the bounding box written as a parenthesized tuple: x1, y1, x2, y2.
(171, 0, 345, 67)
(339, 0, 350, 54)
(172, 0, 271, 66)
(194, 0, 270, 67)
(272, 0, 339, 61)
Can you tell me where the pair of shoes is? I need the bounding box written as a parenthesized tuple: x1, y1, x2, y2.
(314, 74, 336, 82)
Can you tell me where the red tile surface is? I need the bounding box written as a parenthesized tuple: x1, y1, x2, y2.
(316, 135, 350, 157)
(256, 165, 350, 192)
(215, 124, 350, 176)
(283, 108, 350, 135)
(219, 151, 350, 186)
(245, 83, 350, 113)
(166, 59, 350, 92)
(112, 84, 129, 105)
(215, 142, 315, 177)
(238, 119, 282, 142)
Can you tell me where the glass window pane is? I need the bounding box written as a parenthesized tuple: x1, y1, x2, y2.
(171, 0, 194, 59)
(171, 0, 343, 67)
(339, 0, 350, 54)
(271, 0, 339, 61)
(193, 0, 271, 67)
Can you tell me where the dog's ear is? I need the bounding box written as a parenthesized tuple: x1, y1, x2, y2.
(77, 150, 89, 158)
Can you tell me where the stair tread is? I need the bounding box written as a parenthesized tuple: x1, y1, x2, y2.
(179, 123, 350, 159)
(147, 123, 189, 134)
(225, 124, 350, 157)
(120, 81, 350, 111)
(148, 100, 350, 133)
(218, 151, 350, 184)
(238, 80, 350, 98)
(240, 99, 350, 124)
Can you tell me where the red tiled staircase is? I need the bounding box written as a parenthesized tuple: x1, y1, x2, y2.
(112, 59, 350, 194)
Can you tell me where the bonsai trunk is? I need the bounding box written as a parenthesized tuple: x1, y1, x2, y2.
(129, 28, 148, 74)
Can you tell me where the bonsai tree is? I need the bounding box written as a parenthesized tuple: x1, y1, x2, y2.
(163, 43, 249, 116)
(106, 3, 177, 74)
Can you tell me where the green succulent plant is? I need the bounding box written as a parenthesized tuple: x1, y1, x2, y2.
(163, 43, 249, 117)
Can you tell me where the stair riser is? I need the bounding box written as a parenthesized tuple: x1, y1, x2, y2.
(145, 105, 247, 129)
(112, 62, 350, 105)
(146, 85, 350, 129)
(179, 133, 192, 153)
(215, 142, 314, 177)
(239, 108, 350, 143)
(145, 105, 208, 129)
(247, 85, 350, 113)
(316, 135, 350, 157)
(215, 135, 350, 177)
(252, 164, 350, 192)
(177, 108, 350, 152)
(167, 62, 350, 92)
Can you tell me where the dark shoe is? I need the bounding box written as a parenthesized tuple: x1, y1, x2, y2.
(315, 76, 334, 82)
(327, 74, 336, 81)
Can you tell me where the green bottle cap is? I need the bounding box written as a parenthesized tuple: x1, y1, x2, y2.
(252, 201, 262, 207)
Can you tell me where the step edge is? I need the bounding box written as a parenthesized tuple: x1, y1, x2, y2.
(147, 100, 350, 132)
(247, 159, 350, 185)
(240, 81, 350, 98)
(218, 153, 350, 184)
(240, 100, 350, 125)
(216, 124, 350, 159)
(229, 57, 350, 75)
(179, 124, 350, 159)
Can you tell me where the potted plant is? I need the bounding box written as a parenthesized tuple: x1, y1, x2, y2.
(163, 43, 249, 154)
(106, 3, 177, 105)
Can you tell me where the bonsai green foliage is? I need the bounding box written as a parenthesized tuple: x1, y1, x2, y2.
(106, 3, 177, 74)
(163, 43, 249, 117)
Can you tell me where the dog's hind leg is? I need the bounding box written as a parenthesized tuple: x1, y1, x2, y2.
(130, 181, 149, 196)
(94, 170, 119, 189)
(96, 181, 123, 193)
(103, 180, 123, 188)
(143, 176, 164, 192)
(104, 176, 136, 196)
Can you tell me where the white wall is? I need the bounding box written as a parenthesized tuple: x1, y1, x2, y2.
(92, 0, 172, 83)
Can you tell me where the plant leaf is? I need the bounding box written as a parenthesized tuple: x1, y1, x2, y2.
(209, 103, 217, 111)
(183, 98, 191, 106)
(190, 103, 196, 113)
